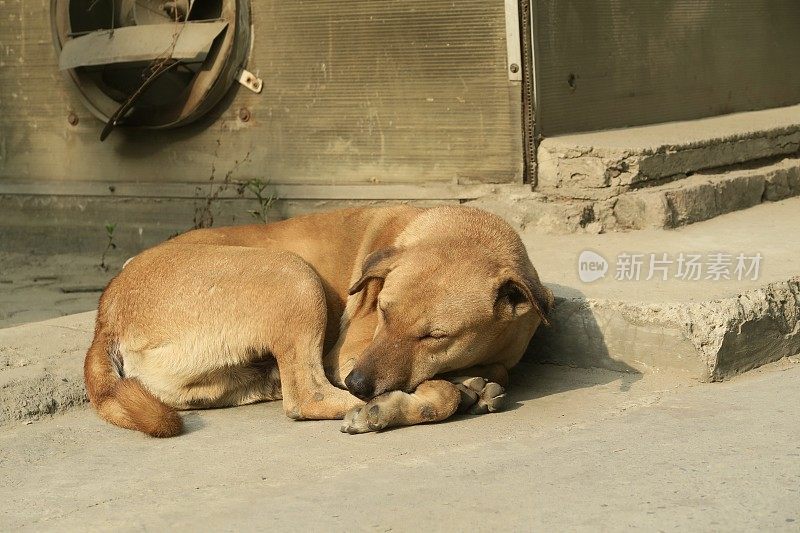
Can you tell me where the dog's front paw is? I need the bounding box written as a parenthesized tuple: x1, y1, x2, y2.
(471, 381, 507, 414)
(340, 405, 369, 434)
(340, 403, 389, 434)
(455, 377, 507, 415)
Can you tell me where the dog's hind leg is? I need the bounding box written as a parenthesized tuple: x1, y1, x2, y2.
(340, 380, 461, 434)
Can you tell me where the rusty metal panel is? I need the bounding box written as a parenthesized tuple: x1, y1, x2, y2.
(533, 0, 800, 135)
(0, 1, 522, 185)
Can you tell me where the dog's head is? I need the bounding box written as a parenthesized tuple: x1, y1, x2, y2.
(344, 207, 553, 400)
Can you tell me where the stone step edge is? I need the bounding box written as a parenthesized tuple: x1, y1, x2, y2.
(468, 156, 800, 234)
(529, 277, 800, 382)
(612, 156, 800, 230)
(537, 119, 800, 192)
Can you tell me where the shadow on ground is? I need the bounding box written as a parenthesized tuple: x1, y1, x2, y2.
(507, 282, 642, 408)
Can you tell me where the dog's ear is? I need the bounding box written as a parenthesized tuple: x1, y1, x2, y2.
(495, 270, 553, 325)
(348, 247, 400, 295)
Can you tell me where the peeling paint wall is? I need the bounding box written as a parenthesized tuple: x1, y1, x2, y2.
(0, 1, 522, 185)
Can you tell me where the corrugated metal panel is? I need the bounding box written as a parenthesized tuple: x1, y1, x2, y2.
(0, 1, 521, 185)
(533, 0, 800, 135)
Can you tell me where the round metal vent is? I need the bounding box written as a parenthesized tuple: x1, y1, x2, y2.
(51, 0, 252, 139)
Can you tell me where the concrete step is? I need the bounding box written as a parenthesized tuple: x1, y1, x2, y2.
(613, 156, 800, 230)
(523, 197, 800, 381)
(471, 156, 800, 234)
(537, 104, 800, 199)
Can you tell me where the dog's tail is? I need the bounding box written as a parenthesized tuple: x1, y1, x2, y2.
(84, 324, 182, 438)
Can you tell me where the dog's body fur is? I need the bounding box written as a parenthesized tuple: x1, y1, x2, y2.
(85, 206, 553, 436)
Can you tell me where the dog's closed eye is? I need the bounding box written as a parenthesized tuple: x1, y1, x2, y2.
(419, 330, 448, 341)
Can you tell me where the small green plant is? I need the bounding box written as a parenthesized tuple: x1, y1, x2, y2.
(237, 178, 277, 224)
(99, 222, 117, 271)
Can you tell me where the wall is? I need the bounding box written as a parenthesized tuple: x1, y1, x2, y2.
(533, 0, 800, 135)
(0, 1, 522, 186)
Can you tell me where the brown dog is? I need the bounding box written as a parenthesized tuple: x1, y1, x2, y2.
(84, 205, 553, 436)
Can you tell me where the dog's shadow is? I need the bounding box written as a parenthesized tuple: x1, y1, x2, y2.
(180, 411, 207, 434)
(472, 281, 641, 416)
(501, 359, 639, 415)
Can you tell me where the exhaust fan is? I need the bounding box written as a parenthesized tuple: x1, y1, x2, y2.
(51, 0, 256, 140)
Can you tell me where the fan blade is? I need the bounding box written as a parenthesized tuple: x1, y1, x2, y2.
(59, 21, 227, 70)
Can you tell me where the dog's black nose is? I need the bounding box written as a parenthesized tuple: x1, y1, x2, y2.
(345, 369, 374, 400)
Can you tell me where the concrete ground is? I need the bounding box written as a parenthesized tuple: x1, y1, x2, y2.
(1, 357, 798, 531)
(0, 252, 118, 328)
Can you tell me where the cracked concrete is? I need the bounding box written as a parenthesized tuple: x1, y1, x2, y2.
(533, 278, 800, 381)
(0, 313, 92, 425)
(537, 104, 800, 197)
(613, 156, 800, 230)
(470, 157, 800, 234)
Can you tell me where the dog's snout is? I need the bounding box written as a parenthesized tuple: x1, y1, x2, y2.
(345, 369, 374, 400)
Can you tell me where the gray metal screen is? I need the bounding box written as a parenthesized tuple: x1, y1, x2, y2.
(532, 0, 800, 135)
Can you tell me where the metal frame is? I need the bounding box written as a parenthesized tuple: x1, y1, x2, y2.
(0, 180, 524, 201)
(528, 0, 541, 136)
(504, 0, 523, 82)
